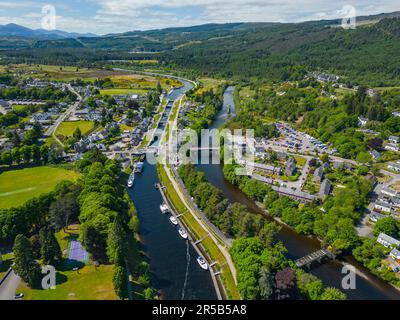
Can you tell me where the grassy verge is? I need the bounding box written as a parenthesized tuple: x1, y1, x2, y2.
(157, 165, 240, 300)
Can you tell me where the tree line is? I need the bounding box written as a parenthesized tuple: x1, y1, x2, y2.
(177, 163, 346, 300)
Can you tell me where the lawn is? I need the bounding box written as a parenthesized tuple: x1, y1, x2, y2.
(18, 223, 117, 300)
(157, 165, 240, 300)
(0, 166, 80, 209)
(0, 252, 14, 279)
(18, 264, 117, 300)
(100, 88, 148, 96)
(56, 121, 95, 137)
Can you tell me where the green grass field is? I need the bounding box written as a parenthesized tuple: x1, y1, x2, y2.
(100, 88, 148, 96)
(0, 166, 80, 209)
(18, 264, 117, 300)
(56, 121, 95, 137)
(18, 223, 117, 300)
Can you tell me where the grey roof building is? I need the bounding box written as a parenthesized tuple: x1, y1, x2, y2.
(319, 179, 332, 198)
(285, 157, 296, 176)
(313, 166, 324, 183)
(377, 233, 400, 248)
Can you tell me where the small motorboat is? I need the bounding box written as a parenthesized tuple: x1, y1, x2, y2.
(178, 228, 188, 240)
(160, 203, 170, 214)
(127, 173, 135, 188)
(197, 256, 208, 271)
(134, 162, 144, 173)
(169, 216, 178, 225)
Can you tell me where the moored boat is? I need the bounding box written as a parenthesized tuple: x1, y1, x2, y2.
(134, 162, 144, 173)
(169, 216, 178, 225)
(127, 173, 135, 188)
(197, 256, 208, 271)
(178, 228, 188, 239)
(160, 203, 170, 214)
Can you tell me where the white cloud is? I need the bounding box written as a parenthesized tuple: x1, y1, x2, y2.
(0, 0, 399, 34)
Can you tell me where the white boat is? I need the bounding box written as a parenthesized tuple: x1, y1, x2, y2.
(178, 228, 188, 239)
(127, 173, 135, 188)
(134, 162, 144, 173)
(169, 216, 178, 225)
(160, 203, 170, 214)
(197, 256, 208, 271)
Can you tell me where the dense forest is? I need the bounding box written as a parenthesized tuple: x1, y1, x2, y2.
(1, 16, 400, 86)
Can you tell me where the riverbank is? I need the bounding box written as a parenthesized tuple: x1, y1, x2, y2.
(194, 85, 400, 300)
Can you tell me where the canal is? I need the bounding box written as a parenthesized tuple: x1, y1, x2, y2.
(128, 80, 218, 300)
(196, 86, 400, 300)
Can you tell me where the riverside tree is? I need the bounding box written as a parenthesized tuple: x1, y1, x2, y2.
(113, 265, 128, 300)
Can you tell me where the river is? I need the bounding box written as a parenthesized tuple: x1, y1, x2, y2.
(128, 80, 217, 300)
(129, 76, 400, 300)
(196, 85, 400, 300)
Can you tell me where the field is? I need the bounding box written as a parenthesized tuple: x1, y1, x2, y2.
(196, 78, 226, 95)
(18, 264, 117, 300)
(18, 224, 117, 300)
(56, 121, 95, 137)
(100, 88, 148, 96)
(0, 166, 80, 209)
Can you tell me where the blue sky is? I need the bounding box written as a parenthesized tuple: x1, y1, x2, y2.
(0, 1, 398, 35)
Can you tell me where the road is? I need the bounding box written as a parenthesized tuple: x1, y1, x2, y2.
(44, 84, 82, 138)
(0, 270, 21, 300)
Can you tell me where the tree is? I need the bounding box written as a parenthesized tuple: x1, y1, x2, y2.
(320, 154, 329, 163)
(40, 145, 49, 164)
(373, 217, 399, 238)
(11, 148, 21, 165)
(39, 227, 62, 266)
(113, 265, 128, 300)
(320, 287, 347, 300)
(258, 267, 273, 300)
(156, 81, 162, 94)
(107, 217, 127, 265)
(73, 127, 82, 141)
(49, 193, 79, 232)
(1, 151, 12, 166)
(274, 268, 297, 300)
(20, 145, 32, 164)
(32, 145, 41, 163)
(296, 270, 323, 300)
(13, 234, 42, 288)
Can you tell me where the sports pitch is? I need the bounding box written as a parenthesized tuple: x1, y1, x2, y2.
(0, 166, 80, 209)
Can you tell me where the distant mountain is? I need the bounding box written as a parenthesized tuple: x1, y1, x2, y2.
(0, 23, 97, 39)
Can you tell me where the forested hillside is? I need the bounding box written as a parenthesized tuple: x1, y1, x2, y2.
(1, 15, 400, 86)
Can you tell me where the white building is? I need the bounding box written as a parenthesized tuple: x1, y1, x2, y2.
(385, 144, 400, 152)
(381, 187, 399, 198)
(389, 136, 400, 144)
(388, 162, 400, 172)
(377, 233, 400, 248)
(374, 201, 392, 213)
(390, 248, 400, 261)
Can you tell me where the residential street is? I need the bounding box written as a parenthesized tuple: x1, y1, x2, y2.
(44, 84, 82, 138)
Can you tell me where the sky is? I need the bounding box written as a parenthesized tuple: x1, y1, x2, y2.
(0, 0, 399, 35)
